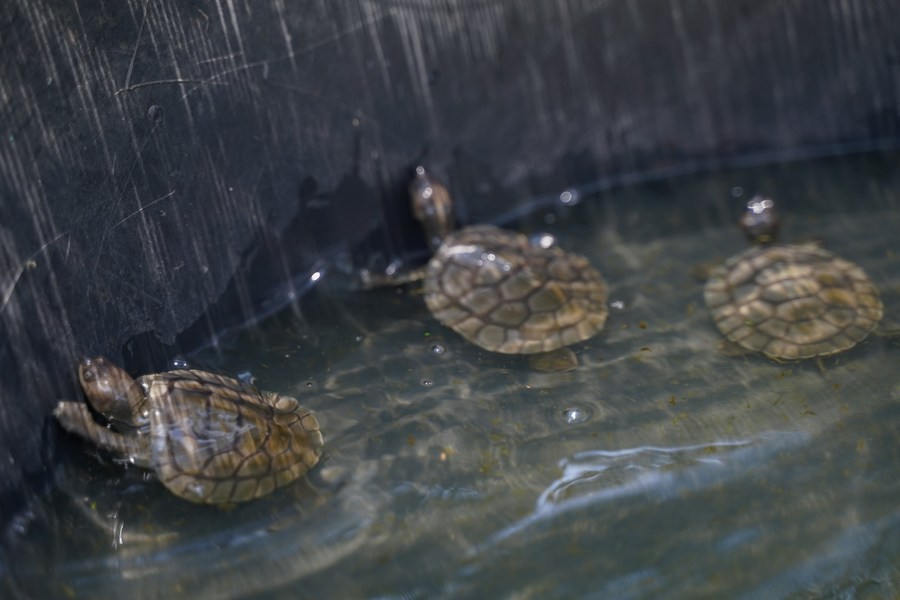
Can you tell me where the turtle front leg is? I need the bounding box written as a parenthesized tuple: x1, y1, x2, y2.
(54, 402, 152, 468)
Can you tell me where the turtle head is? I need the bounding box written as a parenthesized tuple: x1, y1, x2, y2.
(409, 166, 456, 252)
(78, 357, 143, 428)
(739, 195, 781, 245)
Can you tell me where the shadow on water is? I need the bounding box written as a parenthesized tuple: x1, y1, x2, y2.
(4, 152, 900, 598)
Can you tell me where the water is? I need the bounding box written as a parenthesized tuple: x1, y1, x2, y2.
(4, 153, 900, 598)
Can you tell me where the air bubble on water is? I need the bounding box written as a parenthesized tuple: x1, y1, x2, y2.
(531, 233, 557, 249)
(170, 357, 190, 369)
(731, 186, 744, 198)
(747, 196, 774, 213)
(421, 378, 434, 387)
(385, 260, 402, 276)
(610, 299, 626, 310)
(305, 380, 314, 388)
(237, 371, 256, 385)
(561, 405, 592, 424)
(430, 343, 446, 355)
(355, 335, 364, 343)
(544, 213, 557, 225)
(559, 189, 580, 206)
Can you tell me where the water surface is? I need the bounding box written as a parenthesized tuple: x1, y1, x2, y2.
(4, 153, 900, 599)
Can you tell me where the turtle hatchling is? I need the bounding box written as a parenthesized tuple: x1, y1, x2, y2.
(406, 167, 609, 356)
(54, 357, 323, 504)
(704, 196, 883, 360)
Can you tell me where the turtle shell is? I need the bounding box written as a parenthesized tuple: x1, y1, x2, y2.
(704, 243, 883, 360)
(144, 370, 323, 504)
(423, 225, 608, 354)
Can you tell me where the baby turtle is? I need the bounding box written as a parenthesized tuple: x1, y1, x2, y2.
(423, 223, 608, 355)
(704, 196, 883, 360)
(396, 167, 608, 358)
(54, 357, 323, 504)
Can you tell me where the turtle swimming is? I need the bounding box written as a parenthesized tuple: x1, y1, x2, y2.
(367, 167, 608, 360)
(53, 357, 323, 504)
(704, 196, 884, 361)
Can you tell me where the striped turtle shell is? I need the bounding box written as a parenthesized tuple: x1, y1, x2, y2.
(704, 243, 883, 360)
(423, 225, 608, 354)
(54, 357, 323, 504)
(143, 370, 323, 503)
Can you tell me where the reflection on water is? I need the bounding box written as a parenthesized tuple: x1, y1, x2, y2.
(4, 153, 900, 598)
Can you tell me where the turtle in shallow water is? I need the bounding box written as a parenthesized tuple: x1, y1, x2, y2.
(54, 357, 323, 504)
(704, 196, 884, 361)
(366, 167, 608, 365)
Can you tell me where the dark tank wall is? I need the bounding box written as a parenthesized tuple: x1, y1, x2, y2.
(1, 0, 898, 518)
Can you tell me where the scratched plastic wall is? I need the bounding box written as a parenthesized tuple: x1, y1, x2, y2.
(1, 0, 898, 518)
